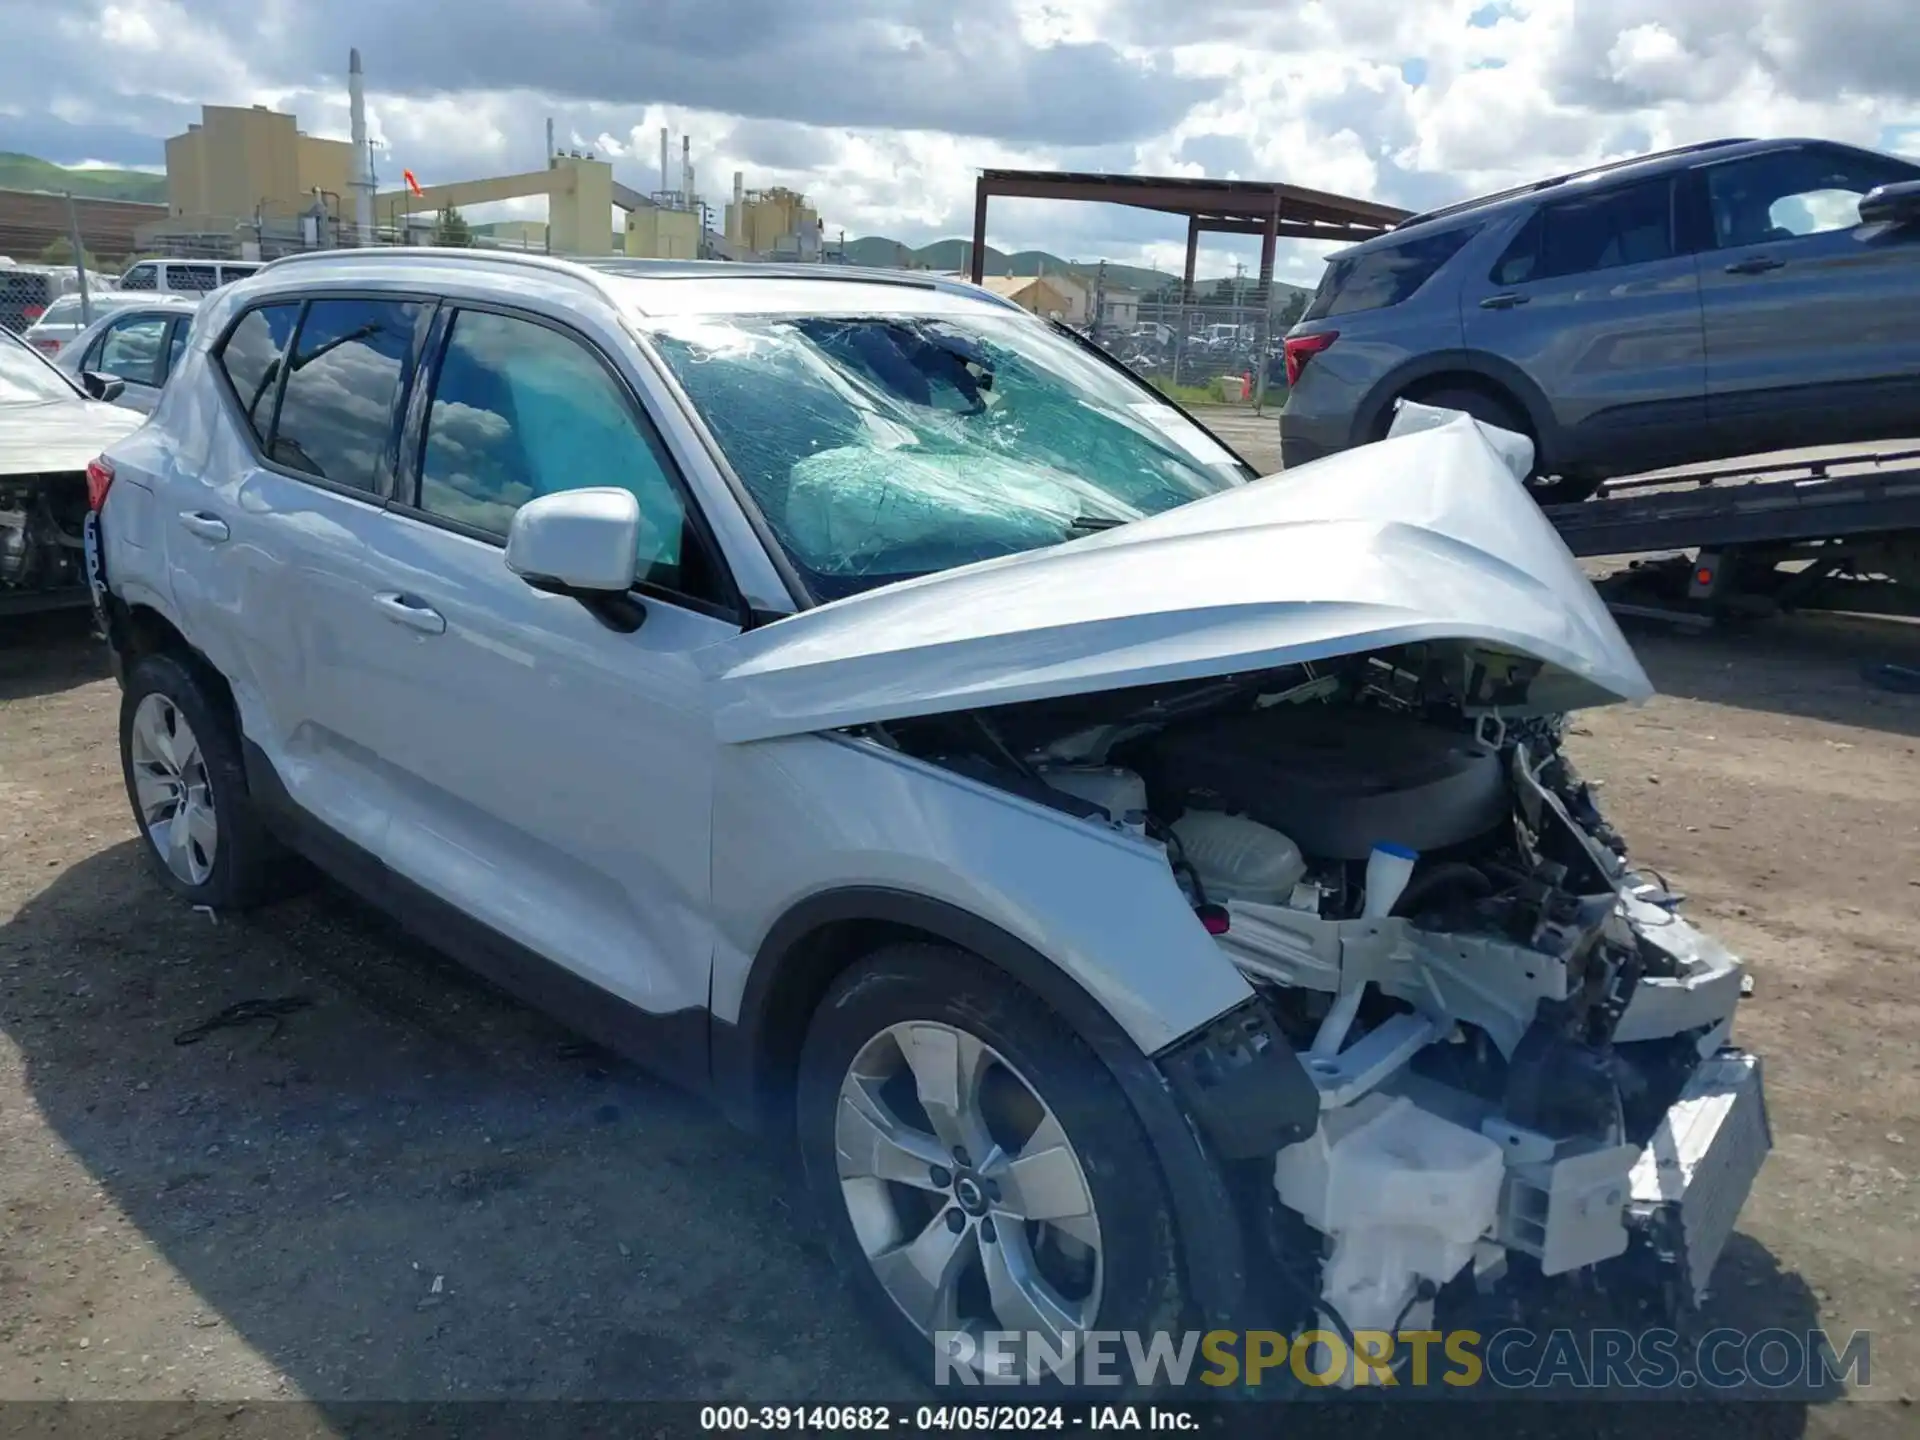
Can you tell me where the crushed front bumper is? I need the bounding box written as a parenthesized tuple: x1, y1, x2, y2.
(1488, 1047, 1771, 1303)
(1626, 1049, 1772, 1301)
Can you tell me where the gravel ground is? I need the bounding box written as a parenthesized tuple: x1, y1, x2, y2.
(2, 418, 1917, 1431)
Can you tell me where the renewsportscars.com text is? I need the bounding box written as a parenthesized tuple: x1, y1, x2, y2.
(935, 1326, 1871, 1393)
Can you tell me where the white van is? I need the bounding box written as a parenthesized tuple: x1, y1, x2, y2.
(118, 258, 263, 297)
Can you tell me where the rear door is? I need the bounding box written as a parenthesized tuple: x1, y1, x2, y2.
(1688, 144, 1920, 451)
(1460, 176, 1706, 474)
(182, 294, 431, 865)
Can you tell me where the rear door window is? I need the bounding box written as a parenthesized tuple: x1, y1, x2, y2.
(1492, 178, 1675, 285)
(172, 264, 220, 294)
(268, 298, 424, 493)
(214, 303, 301, 443)
(1304, 225, 1481, 320)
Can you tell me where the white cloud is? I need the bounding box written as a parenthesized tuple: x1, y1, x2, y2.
(3, 0, 1916, 281)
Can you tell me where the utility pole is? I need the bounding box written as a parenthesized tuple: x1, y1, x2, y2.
(63, 193, 92, 327)
(1093, 259, 1107, 342)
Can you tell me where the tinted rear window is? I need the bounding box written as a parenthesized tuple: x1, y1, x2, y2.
(1491, 177, 1674, 284)
(269, 298, 423, 493)
(1303, 225, 1480, 321)
(215, 303, 300, 442)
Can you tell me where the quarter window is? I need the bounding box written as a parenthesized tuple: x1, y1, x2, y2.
(270, 298, 423, 493)
(95, 315, 171, 387)
(214, 303, 300, 443)
(417, 309, 704, 596)
(1492, 178, 1674, 285)
(1304, 225, 1480, 320)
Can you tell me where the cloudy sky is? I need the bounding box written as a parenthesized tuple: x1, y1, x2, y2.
(4, 0, 1917, 282)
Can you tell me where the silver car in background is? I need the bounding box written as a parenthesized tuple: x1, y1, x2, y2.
(23, 291, 180, 359)
(51, 296, 200, 413)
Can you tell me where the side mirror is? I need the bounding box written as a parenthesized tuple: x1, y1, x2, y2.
(505, 488, 646, 632)
(81, 372, 126, 403)
(1860, 179, 1920, 228)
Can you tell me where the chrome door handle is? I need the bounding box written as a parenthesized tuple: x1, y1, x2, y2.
(372, 592, 447, 635)
(177, 511, 229, 543)
(1724, 255, 1785, 275)
(1479, 292, 1530, 310)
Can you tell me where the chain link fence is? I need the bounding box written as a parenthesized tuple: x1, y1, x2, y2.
(1086, 288, 1308, 409)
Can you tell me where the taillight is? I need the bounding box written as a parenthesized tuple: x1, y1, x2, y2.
(22, 304, 46, 322)
(1283, 330, 1338, 387)
(32, 338, 61, 355)
(1195, 904, 1231, 936)
(86, 455, 115, 512)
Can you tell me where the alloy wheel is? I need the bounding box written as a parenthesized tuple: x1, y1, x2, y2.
(835, 1020, 1103, 1376)
(128, 692, 218, 887)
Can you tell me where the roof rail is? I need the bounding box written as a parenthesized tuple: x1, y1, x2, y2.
(259, 245, 591, 281)
(1396, 137, 1755, 230)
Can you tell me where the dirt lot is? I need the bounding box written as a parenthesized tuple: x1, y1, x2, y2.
(2, 419, 1918, 1430)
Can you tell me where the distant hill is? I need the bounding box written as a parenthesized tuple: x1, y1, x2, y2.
(840, 235, 1307, 306)
(0, 153, 166, 204)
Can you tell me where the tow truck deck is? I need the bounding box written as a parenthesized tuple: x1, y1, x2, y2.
(1541, 447, 1920, 627)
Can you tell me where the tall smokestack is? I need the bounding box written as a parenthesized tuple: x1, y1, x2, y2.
(348, 48, 373, 243)
(681, 134, 692, 202)
(659, 127, 670, 196)
(545, 116, 554, 165)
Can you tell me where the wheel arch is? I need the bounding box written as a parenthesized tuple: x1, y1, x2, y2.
(109, 597, 237, 719)
(715, 886, 1254, 1326)
(1351, 349, 1564, 462)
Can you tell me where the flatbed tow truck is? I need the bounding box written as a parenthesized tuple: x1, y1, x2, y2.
(1542, 445, 1920, 629)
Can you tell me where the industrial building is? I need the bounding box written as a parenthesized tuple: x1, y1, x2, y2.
(112, 52, 827, 265)
(724, 182, 821, 260)
(980, 273, 1087, 324)
(161, 105, 353, 235)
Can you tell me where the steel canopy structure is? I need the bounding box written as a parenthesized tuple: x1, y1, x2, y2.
(966, 168, 1411, 296)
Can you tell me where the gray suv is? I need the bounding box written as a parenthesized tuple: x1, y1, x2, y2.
(1279, 137, 1920, 502)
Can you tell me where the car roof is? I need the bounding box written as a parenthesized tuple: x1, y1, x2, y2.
(1341, 136, 1889, 253)
(252, 249, 1032, 318)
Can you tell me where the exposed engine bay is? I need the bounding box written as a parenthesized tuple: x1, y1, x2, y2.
(0, 473, 89, 602)
(883, 638, 1769, 1344)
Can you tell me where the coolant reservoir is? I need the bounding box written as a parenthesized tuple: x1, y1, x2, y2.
(1171, 810, 1306, 906)
(1034, 764, 1148, 826)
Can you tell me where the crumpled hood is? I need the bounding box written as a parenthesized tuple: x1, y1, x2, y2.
(706, 414, 1653, 743)
(0, 400, 143, 477)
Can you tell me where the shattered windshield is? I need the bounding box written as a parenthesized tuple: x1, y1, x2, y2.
(645, 311, 1249, 600)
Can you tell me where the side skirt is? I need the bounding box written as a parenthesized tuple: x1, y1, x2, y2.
(241, 740, 712, 1097)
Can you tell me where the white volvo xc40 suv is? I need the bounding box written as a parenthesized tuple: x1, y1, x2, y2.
(86, 250, 1768, 1388)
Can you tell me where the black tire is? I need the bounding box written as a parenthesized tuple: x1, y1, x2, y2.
(1407, 386, 1603, 505)
(118, 650, 287, 910)
(797, 944, 1189, 1396)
